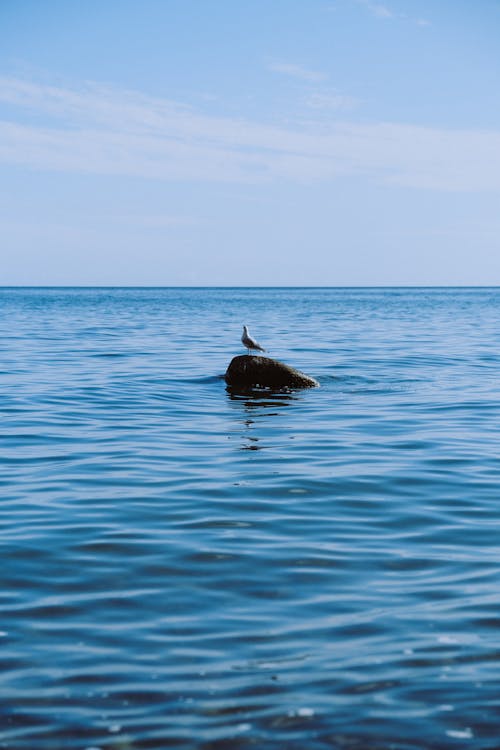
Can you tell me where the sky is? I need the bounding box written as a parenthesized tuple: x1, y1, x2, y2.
(2, 0, 500, 286)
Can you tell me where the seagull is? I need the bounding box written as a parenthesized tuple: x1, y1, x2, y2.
(241, 325, 266, 355)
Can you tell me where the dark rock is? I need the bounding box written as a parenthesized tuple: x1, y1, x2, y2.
(225, 355, 319, 390)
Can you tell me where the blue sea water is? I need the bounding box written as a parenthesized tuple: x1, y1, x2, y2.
(1, 286, 500, 750)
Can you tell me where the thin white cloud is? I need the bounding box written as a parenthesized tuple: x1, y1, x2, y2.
(355, 0, 430, 26)
(268, 62, 328, 83)
(307, 89, 359, 111)
(0, 76, 499, 191)
(357, 0, 394, 19)
(369, 3, 394, 18)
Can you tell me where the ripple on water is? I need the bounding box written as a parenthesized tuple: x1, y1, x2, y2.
(2, 287, 500, 748)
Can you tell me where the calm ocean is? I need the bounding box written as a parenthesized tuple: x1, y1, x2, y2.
(2, 287, 500, 749)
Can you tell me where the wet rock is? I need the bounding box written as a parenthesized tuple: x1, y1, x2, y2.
(225, 355, 319, 390)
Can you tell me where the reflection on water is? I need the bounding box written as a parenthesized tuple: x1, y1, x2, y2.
(227, 386, 299, 450)
(226, 385, 299, 403)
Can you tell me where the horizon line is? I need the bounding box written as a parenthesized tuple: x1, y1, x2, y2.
(2, 285, 500, 290)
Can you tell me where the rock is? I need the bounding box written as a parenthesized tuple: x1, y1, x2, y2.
(225, 355, 319, 390)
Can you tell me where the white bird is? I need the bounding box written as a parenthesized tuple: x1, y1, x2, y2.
(241, 325, 266, 355)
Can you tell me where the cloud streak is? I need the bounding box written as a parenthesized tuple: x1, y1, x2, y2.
(355, 0, 430, 26)
(307, 89, 359, 111)
(363, 2, 394, 19)
(0, 76, 499, 191)
(268, 62, 329, 82)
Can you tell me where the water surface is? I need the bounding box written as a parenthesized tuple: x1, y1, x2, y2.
(1, 287, 500, 749)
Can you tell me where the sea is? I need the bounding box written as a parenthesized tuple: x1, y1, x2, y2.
(1, 286, 500, 750)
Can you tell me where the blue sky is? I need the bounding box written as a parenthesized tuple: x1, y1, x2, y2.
(2, 0, 500, 285)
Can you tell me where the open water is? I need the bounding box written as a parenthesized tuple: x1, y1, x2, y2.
(1, 287, 500, 750)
